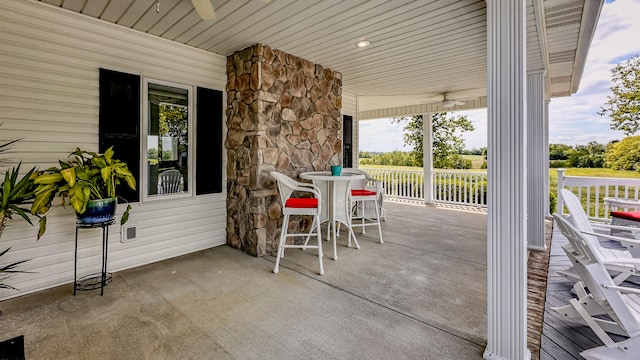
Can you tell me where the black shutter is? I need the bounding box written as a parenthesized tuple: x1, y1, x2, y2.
(342, 115, 353, 168)
(196, 87, 223, 195)
(99, 68, 141, 203)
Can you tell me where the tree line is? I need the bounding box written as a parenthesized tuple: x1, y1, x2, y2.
(360, 136, 640, 171)
(550, 137, 640, 170)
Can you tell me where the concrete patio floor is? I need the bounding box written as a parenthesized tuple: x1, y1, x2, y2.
(1, 201, 488, 360)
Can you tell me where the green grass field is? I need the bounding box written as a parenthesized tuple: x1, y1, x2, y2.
(460, 154, 486, 169)
(361, 164, 640, 179)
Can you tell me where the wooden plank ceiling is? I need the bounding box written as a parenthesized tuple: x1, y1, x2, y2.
(36, 0, 599, 113)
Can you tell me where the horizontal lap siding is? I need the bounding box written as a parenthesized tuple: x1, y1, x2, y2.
(0, 0, 228, 300)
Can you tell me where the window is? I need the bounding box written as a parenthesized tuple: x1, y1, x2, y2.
(142, 79, 193, 201)
(100, 68, 223, 202)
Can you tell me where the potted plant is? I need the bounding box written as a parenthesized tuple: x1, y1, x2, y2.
(30, 147, 136, 239)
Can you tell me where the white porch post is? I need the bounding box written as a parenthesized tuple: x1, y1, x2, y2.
(527, 70, 547, 251)
(423, 113, 433, 204)
(485, 0, 530, 359)
(543, 99, 550, 217)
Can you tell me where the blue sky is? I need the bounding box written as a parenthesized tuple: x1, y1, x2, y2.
(359, 0, 640, 152)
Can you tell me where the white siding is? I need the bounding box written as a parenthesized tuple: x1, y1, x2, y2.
(0, 0, 228, 300)
(342, 92, 358, 167)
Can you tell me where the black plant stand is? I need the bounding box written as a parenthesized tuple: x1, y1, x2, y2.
(74, 219, 115, 296)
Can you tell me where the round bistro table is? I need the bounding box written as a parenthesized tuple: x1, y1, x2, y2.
(299, 171, 365, 260)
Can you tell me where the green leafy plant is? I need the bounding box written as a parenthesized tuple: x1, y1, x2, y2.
(0, 163, 37, 233)
(0, 166, 37, 289)
(30, 147, 136, 239)
(0, 248, 30, 290)
(0, 125, 38, 290)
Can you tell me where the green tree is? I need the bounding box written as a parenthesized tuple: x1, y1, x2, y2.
(392, 113, 474, 168)
(549, 143, 572, 160)
(566, 141, 605, 168)
(604, 136, 640, 171)
(600, 55, 640, 135)
(159, 104, 188, 155)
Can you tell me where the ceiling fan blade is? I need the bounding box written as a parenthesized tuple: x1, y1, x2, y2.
(454, 100, 465, 105)
(191, 0, 216, 20)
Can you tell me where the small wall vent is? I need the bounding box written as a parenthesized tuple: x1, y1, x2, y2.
(121, 224, 138, 243)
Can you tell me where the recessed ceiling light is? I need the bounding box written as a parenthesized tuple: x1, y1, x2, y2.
(355, 40, 370, 48)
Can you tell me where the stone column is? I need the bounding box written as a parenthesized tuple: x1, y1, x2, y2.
(527, 70, 547, 251)
(225, 44, 343, 257)
(485, 1, 531, 359)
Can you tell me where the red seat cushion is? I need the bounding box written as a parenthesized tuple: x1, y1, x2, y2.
(610, 211, 640, 221)
(351, 189, 377, 197)
(285, 198, 318, 208)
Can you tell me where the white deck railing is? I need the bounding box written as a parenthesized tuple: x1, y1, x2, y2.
(361, 167, 424, 200)
(432, 170, 487, 207)
(556, 168, 640, 221)
(360, 167, 488, 207)
(352, 167, 640, 215)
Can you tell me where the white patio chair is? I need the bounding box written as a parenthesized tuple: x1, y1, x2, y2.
(558, 188, 640, 285)
(552, 214, 640, 360)
(342, 168, 384, 244)
(157, 169, 183, 194)
(270, 171, 324, 275)
(552, 214, 633, 337)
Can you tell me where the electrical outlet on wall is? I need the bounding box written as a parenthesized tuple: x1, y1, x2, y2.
(121, 224, 138, 243)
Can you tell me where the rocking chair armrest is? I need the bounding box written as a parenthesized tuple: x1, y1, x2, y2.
(601, 257, 640, 266)
(580, 229, 640, 247)
(591, 222, 640, 236)
(602, 284, 640, 295)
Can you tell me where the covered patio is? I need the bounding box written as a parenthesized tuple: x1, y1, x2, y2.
(0, 1, 604, 359)
(5, 200, 595, 359)
(2, 201, 490, 359)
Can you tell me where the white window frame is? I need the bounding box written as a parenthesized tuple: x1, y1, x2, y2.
(141, 77, 194, 203)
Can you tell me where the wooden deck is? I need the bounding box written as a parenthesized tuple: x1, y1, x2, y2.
(538, 222, 628, 359)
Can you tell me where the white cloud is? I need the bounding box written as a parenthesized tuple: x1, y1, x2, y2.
(358, 118, 412, 152)
(547, 0, 640, 146)
(359, 0, 640, 152)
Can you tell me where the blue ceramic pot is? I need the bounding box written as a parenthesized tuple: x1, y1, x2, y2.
(331, 165, 342, 176)
(76, 197, 117, 225)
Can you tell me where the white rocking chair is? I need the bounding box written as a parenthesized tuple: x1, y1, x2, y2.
(558, 188, 640, 285)
(157, 169, 183, 194)
(552, 213, 640, 360)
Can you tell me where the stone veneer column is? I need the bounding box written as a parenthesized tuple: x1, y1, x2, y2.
(485, 0, 531, 359)
(225, 44, 343, 256)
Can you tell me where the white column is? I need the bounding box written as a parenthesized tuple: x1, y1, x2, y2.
(423, 113, 433, 204)
(485, 1, 530, 359)
(543, 99, 550, 216)
(527, 70, 547, 251)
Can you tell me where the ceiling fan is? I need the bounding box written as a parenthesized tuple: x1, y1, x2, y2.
(191, 0, 272, 20)
(441, 93, 466, 108)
